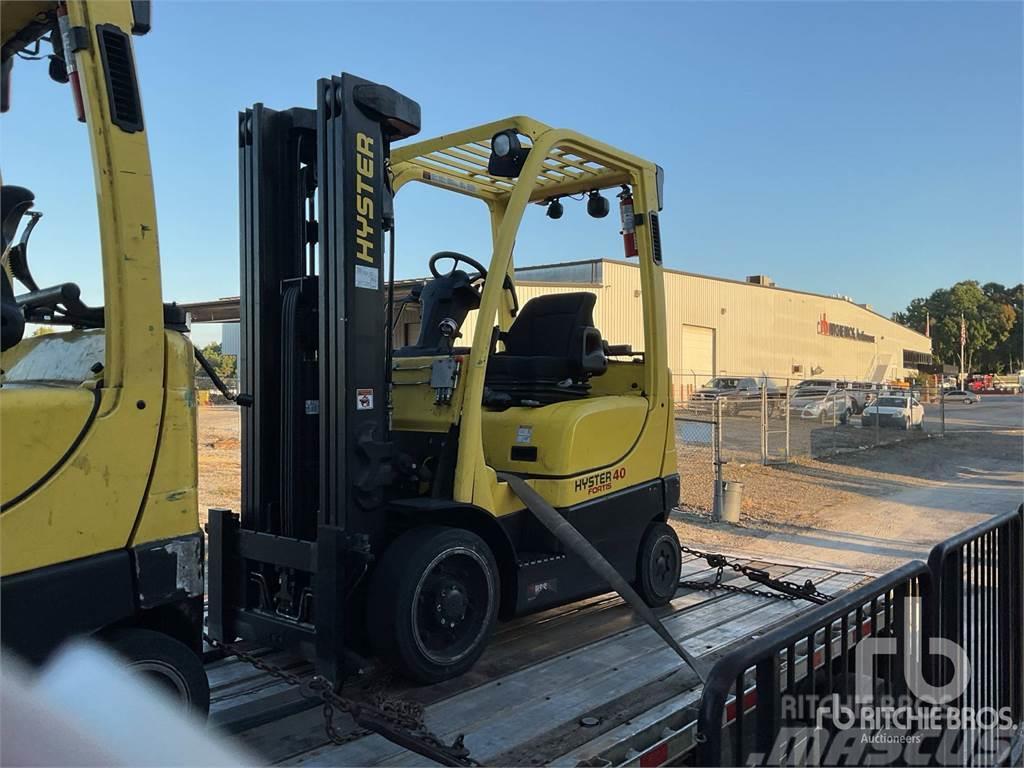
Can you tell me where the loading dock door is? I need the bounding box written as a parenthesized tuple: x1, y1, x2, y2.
(680, 325, 715, 402)
(681, 325, 715, 379)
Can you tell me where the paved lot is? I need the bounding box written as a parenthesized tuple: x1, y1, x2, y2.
(937, 395, 1023, 431)
(677, 394, 1023, 460)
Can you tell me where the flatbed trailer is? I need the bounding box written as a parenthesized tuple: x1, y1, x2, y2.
(206, 553, 868, 766)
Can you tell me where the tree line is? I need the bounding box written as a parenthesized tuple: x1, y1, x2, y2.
(892, 281, 1022, 374)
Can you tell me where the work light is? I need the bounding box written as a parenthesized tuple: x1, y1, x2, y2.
(587, 190, 609, 218)
(488, 129, 529, 177)
(492, 132, 512, 158)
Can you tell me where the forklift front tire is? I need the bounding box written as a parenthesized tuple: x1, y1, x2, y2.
(104, 627, 210, 717)
(636, 522, 681, 608)
(367, 526, 500, 685)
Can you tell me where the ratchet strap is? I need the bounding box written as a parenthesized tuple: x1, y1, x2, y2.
(498, 472, 710, 682)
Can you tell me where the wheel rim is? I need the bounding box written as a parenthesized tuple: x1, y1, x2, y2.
(128, 659, 192, 705)
(648, 535, 679, 597)
(411, 546, 495, 666)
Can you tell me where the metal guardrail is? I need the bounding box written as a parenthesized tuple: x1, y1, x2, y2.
(695, 508, 1024, 767)
(695, 561, 928, 766)
(926, 505, 1024, 736)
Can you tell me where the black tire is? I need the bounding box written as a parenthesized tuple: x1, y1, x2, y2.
(636, 522, 681, 608)
(367, 526, 500, 685)
(840, 408, 851, 425)
(104, 628, 210, 717)
(963, 398, 971, 405)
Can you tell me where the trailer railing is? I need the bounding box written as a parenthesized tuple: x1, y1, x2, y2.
(695, 561, 928, 766)
(695, 508, 1024, 767)
(926, 505, 1024, 750)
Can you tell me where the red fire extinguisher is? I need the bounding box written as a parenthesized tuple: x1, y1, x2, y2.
(618, 185, 638, 258)
(57, 3, 86, 123)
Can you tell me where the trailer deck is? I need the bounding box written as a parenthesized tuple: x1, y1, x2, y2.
(206, 553, 868, 766)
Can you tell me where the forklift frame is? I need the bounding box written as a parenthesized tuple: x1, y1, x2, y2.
(389, 117, 670, 509)
(210, 87, 679, 688)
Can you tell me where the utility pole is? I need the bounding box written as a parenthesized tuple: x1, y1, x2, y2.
(959, 313, 966, 389)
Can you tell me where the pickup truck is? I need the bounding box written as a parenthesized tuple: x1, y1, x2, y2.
(689, 377, 785, 416)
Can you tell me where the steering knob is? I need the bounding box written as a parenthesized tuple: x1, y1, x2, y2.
(439, 318, 459, 338)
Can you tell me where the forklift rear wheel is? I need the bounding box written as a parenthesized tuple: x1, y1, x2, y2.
(105, 628, 210, 716)
(368, 526, 500, 684)
(636, 522, 681, 607)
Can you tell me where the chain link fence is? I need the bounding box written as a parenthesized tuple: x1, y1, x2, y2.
(670, 373, 1013, 519)
(195, 374, 239, 406)
(671, 373, 971, 466)
(675, 411, 718, 514)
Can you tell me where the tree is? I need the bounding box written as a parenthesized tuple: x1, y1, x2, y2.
(194, 341, 236, 379)
(893, 281, 1017, 375)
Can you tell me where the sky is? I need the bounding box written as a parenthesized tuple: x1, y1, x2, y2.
(3, 1, 1022, 347)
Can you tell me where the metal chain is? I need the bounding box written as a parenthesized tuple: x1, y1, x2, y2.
(678, 546, 834, 605)
(204, 634, 476, 765)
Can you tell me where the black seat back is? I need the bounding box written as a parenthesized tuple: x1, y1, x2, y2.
(484, 293, 607, 406)
(502, 292, 596, 359)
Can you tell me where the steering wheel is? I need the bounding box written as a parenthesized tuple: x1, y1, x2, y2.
(427, 251, 520, 316)
(429, 251, 488, 282)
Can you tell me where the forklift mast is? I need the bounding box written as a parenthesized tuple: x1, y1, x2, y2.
(209, 74, 420, 683)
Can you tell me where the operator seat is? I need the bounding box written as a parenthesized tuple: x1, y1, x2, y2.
(1, 185, 34, 352)
(485, 292, 607, 406)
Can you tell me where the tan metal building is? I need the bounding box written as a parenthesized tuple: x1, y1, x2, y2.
(399, 259, 932, 389)
(193, 257, 932, 392)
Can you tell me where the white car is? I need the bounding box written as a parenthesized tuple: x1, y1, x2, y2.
(943, 389, 980, 404)
(860, 394, 925, 430)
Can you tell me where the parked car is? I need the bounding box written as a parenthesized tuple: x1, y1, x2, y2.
(943, 389, 981, 404)
(860, 394, 925, 430)
(793, 379, 879, 414)
(789, 387, 853, 423)
(691, 376, 785, 416)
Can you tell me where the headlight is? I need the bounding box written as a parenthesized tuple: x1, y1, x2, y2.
(492, 132, 512, 158)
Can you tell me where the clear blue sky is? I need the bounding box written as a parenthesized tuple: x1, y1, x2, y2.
(4, 1, 1022, 347)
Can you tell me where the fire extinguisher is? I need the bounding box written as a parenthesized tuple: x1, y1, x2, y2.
(618, 185, 638, 258)
(57, 3, 86, 123)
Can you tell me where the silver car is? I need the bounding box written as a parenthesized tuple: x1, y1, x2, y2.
(789, 387, 853, 423)
(943, 389, 980, 404)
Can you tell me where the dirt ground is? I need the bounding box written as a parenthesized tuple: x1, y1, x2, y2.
(198, 405, 1022, 573)
(672, 428, 1023, 572)
(197, 406, 240, 522)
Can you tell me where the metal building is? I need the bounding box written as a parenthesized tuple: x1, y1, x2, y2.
(188, 257, 931, 391)
(392, 258, 932, 386)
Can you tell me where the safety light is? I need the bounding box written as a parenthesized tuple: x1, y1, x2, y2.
(587, 190, 609, 219)
(546, 198, 564, 220)
(492, 132, 512, 158)
(488, 129, 529, 178)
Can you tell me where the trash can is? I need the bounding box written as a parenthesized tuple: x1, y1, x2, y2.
(716, 480, 743, 523)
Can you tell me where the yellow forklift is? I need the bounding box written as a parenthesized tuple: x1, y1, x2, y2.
(210, 95, 687, 686)
(1, 0, 688, 727)
(1, 1, 208, 712)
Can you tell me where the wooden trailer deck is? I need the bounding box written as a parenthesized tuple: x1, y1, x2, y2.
(206, 554, 869, 766)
